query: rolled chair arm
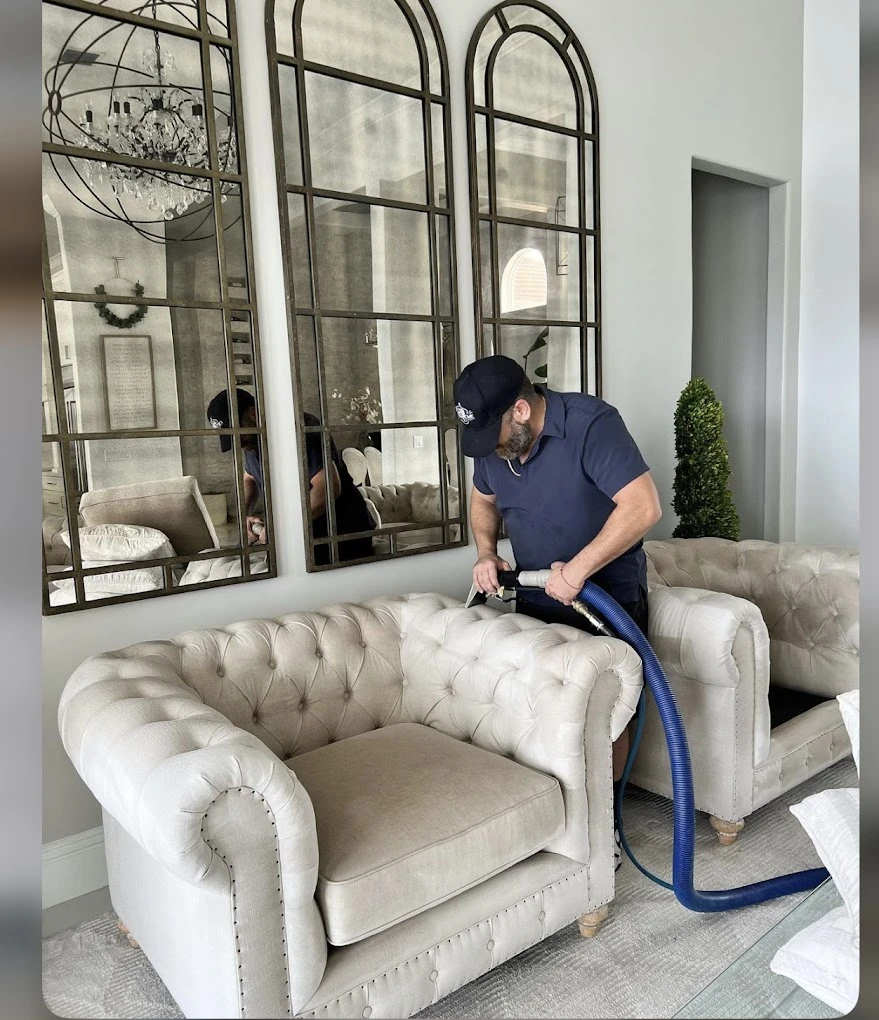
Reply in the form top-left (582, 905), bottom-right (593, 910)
top-left (58, 651), bottom-right (326, 1012)
top-left (630, 586), bottom-right (773, 819)
top-left (648, 586), bottom-right (770, 689)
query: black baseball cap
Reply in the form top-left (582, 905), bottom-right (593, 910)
top-left (453, 355), bottom-right (525, 458)
top-left (207, 388), bottom-right (255, 452)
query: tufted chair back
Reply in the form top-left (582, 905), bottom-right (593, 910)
top-left (361, 483), bottom-right (458, 526)
top-left (645, 538), bottom-right (859, 696)
top-left (113, 598), bottom-right (409, 762)
top-left (74, 593), bottom-right (641, 865)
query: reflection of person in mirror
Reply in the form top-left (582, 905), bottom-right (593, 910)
top-left (207, 388), bottom-right (267, 545)
top-left (303, 412), bottom-right (375, 566)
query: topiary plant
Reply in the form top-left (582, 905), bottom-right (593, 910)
top-left (672, 378), bottom-right (740, 540)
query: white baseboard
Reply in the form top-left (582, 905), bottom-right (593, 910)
top-left (43, 826), bottom-right (107, 909)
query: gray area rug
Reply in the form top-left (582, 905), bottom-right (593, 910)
top-left (43, 759), bottom-right (855, 1019)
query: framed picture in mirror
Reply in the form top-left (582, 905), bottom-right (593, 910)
top-left (102, 335), bottom-right (158, 432)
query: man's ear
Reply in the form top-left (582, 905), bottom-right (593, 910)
top-left (511, 397), bottom-right (532, 423)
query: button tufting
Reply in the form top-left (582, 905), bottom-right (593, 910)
top-left (402, 679), bottom-right (409, 687)
top-left (360, 641), bottom-right (367, 649)
top-left (538, 910), bottom-right (546, 921)
top-left (314, 650), bottom-right (322, 659)
top-left (362, 1009), bottom-right (372, 1019)
top-left (268, 660), bottom-right (277, 669)
top-left (486, 939), bottom-right (495, 950)
top-left (217, 667), bottom-right (225, 677)
top-left (429, 970), bottom-right (438, 981)
top-left (298, 701), bottom-right (306, 710)
top-left (252, 713), bottom-right (259, 724)
top-left (343, 691), bottom-right (351, 700)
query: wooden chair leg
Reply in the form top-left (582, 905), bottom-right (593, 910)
top-left (709, 816), bottom-right (745, 845)
top-left (117, 918), bottom-right (139, 949)
top-left (577, 903), bottom-right (610, 937)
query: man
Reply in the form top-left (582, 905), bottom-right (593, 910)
top-left (207, 388), bottom-right (269, 545)
top-left (453, 355), bottom-right (662, 869)
top-left (301, 411), bottom-right (375, 565)
top-left (206, 390), bottom-right (374, 564)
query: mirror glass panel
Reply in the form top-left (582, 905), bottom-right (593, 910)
top-left (41, 0), bottom-right (273, 612)
top-left (467, 4), bottom-right (600, 392)
top-left (270, 0), bottom-right (464, 570)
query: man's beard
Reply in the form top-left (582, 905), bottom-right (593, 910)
top-left (496, 420), bottom-right (533, 461)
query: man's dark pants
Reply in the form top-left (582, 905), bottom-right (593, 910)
top-left (516, 586), bottom-right (648, 638)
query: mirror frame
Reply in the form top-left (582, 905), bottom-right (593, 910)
top-left (41, 0), bottom-right (276, 614)
top-left (266, 0), bottom-right (467, 571)
top-left (466, 0), bottom-right (602, 393)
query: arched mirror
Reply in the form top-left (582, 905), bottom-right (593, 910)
top-left (41, 0), bottom-right (274, 614)
top-left (267, 0), bottom-right (466, 570)
top-left (467, 1), bottom-right (601, 394)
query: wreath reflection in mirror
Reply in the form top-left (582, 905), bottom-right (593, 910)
top-left (93, 256), bottom-right (148, 330)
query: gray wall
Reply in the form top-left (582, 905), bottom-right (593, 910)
top-left (691, 170), bottom-right (769, 540)
top-left (796, 0), bottom-right (859, 548)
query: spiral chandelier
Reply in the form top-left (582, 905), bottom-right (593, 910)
top-left (43, 0), bottom-right (238, 243)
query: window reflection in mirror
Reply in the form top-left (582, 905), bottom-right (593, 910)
top-left (467, 3), bottom-right (601, 394)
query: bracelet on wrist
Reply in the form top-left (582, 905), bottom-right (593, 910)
top-left (559, 565), bottom-right (582, 591)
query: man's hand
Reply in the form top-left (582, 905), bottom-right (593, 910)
top-left (246, 515), bottom-right (266, 545)
top-left (545, 560), bottom-right (587, 606)
top-left (473, 553), bottom-right (512, 595)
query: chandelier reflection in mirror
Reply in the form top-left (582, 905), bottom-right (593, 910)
top-left (43, 0), bottom-right (237, 242)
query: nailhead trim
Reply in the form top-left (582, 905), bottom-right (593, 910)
top-left (296, 865), bottom-right (605, 1017)
top-left (202, 787), bottom-right (292, 1017)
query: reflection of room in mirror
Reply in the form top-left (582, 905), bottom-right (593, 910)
top-left (499, 324), bottom-right (580, 392)
top-left (305, 72), bottom-right (427, 205)
top-left (333, 424), bottom-right (459, 559)
top-left (468, 5), bottom-right (599, 396)
top-left (490, 119), bottom-right (580, 227)
top-left (270, 0), bottom-right (465, 571)
top-left (496, 223), bottom-right (580, 321)
top-left (295, 0), bottom-right (429, 91)
top-left (317, 318), bottom-right (437, 428)
top-left (492, 31), bottom-right (579, 129)
top-left (313, 199), bottom-right (433, 316)
top-left (41, 0), bottom-right (273, 611)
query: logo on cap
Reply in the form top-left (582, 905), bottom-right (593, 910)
top-left (455, 403), bottom-right (475, 424)
top-left (208, 417), bottom-right (224, 429)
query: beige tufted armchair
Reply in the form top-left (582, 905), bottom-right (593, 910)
top-left (631, 539), bottom-right (859, 844)
top-left (359, 483), bottom-right (460, 552)
top-left (59, 593), bottom-right (642, 1019)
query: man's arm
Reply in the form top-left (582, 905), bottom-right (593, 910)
top-left (309, 464), bottom-right (342, 520)
top-left (545, 471), bottom-right (662, 605)
top-left (243, 472), bottom-right (259, 516)
top-left (243, 472), bottom-right (264, 544)
top-left (470, 486), bottom-right (512, 593)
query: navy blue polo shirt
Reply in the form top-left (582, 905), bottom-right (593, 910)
top-left (473, 386), bottom-right (649, 606)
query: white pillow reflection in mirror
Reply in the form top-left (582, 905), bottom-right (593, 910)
top-left (61, 523), bottom-right (175, 562)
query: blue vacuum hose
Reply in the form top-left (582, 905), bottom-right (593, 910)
top-left (577, 580), bottom-right (828, 911)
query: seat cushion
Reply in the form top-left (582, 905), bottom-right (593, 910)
top-left (286, 722), bottom-right (565, 946)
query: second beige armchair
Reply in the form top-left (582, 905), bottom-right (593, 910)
top-left (632, 538), bottom-right (858, 844)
